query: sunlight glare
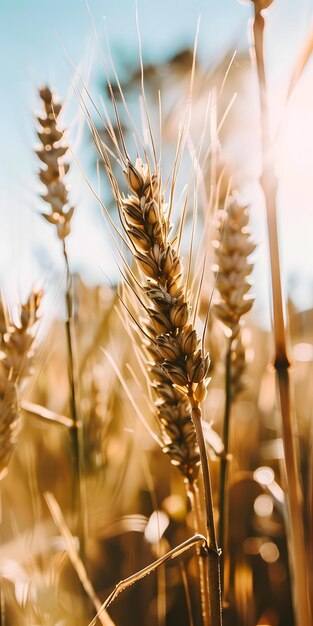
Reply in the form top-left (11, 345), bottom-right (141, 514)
top-left (144, 510), bottom-right (169, 544)
top-left (253, 466), bottom-right (275, 486)
top-left (293, 342), bottom-right (313, 362)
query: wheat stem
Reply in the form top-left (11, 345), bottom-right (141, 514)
top-left (212, 186), bottom-right (255, 611)
top-left (63, 244), bottom-right (77, 424)
top-left (62, 241), bottom-right (86, 562)
top-left (218, 338), bottom-right (232, 594)
top-left (253, 7), bottom-right (311, 625)
top-left (187, 480), bottom-right (210, 626)
top-left (98, 148), bottom-right (222, 624)
top-left (187, 389), bottom-right (222, 626)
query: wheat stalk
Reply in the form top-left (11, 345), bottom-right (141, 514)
top-left (213, 195), bottom-right (255, 596)
top-left (36, 86), bottom-right (86, 560)
top-left (250, 3), bottom-right (312, 624)
top-left (112, 157), bottom-right (221, 626)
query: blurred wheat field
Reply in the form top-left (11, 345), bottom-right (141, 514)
top-left (1, 2), bottom-right (313, 626)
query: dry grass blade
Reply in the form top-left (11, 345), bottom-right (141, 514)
top-left (44, 492), bottom-right (116, 626)
top-left (88, 533), bottom-right (208, 626)
top-left (21, 400), bottom-right (74, 428)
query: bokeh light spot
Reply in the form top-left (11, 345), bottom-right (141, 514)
top-left (254, 494), bottom-right (273, 517)
top-left (254, 466), bottom-right (275, 486)
top-left (259, 542), bottom-right (279, 563)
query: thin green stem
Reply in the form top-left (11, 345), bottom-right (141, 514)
top-left (62, 241), bottom-right (86, 562)
top-left (218, 339), bottom-right (232, 595)
top-left (188, 389), bottom-right (222, 626)
top-left (253, 8), bottom-right (311, 625)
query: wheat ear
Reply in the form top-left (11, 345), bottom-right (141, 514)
top-left (213, 196), bottom-right (255, 594)
top-left (146, 338), bottom-right (201, 481)
top-left (146, 309), bottom-right (209, 623)
top-left (117, 157), bottom-right (222, 626)
top-left (37, 86), bottom-right (86, 559)
top-left (0, 291), bottom-right (42, 475)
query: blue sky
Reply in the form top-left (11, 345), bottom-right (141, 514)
top-left (1, 0), bottom-right (313, 322)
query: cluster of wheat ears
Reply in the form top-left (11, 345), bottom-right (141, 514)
top-left (1, 1), bottom-right (313, 625)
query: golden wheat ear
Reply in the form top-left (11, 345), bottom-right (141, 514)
top-left (213, 196), bottom-right (255, 341)
top-left (116, 156), bottom-right (222, 625)
top-left (212, 194), bottom-right (256, 589)
top-left (37, 86), bottom-right (74, 240)
top-left (121, 159), bottom-right (209, 475)
top-left (0, 291), bottom-right (42, 475)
